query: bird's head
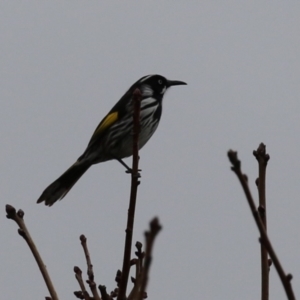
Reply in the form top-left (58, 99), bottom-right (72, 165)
top-left (135, 74), bottom-right (187, 97)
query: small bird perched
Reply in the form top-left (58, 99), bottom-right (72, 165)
top-left (37, 74), bottom-right (187, 206)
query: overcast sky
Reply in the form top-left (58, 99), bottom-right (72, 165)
top-left (1, 2), bottom-right (300, 299)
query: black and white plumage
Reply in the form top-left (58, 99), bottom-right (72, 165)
top-left (37, 74), bottom-right (187, 206)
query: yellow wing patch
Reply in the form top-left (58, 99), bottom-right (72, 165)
top-left (94, 111), bottom-right (118, 135)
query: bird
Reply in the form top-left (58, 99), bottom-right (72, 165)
top-left (37, 74), bottom-right (187, 206)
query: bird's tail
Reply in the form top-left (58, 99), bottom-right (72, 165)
top-left (37, 162), bottom-right (90, 206)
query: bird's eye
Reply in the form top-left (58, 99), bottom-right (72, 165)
top-left (158, 79), bottom-right (163, 84)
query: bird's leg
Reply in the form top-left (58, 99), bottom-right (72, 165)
top-left (116, 158), bottom-right (132, 172)
top-left (114, 157), bottom-right (141, 177)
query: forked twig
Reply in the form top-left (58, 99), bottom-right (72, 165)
top-left (73, 235), bottom-right (102, 300)
top-left (228, 150), bottom-right (295, 300)
top-left (127, 243), bottom-right (144, 299)
top-left (5, 205), bottom-right (59, 300)
top-left (74, 266), bottom-right (91, 300)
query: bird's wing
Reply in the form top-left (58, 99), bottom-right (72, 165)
top-left (88, 111), bottom-right (119, 146)
top-left (76, 110), bottom-right (120, 163)
top-left (85, 91), bottom-right (131, 148)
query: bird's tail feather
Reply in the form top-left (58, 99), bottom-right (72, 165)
top-left (37, 162), bottom-right (90, 206)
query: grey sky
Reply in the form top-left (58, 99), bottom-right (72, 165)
top-left (1, 2), bottom-right (300, 299)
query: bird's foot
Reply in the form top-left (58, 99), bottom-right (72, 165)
top-left (125, 168), bottom-right (141, 178)
top-left (114, 157), bottom-right (141, 177)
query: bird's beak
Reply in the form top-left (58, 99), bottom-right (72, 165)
top-left (166, 79), bottom-right (187, 88)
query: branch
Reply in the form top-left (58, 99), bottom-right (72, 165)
top-left (227, 150), bottom-right (295, 300)
top-left (5, 205), bottom-right (59, 300)
top-left (253, 143), bottom-right (270, 300)
top-left (118, 88), bottom-right (142, 300)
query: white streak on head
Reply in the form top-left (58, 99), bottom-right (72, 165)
top-left (139, 75), bottom-right (153, 83)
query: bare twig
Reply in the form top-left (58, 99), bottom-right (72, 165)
top-left (227, 150), bottom-right (295, 300)
top-left (80, 235), bottom-right (94, 280)
top-left (135, 241), bottom-right (144, 283)
top-left (137, 217), bottom-right (162, 300)
top-left (5, 205), bottom-right (59, 300)
top-left (99, 285), bottom-right (112, 300)
top-left (80, 235), bottom-right (101, 300)
top-left (253, 143), bottom-right (270, 300)
top-left (118, 88), bottom-right (142, 300)
top-left (128, 218), bottom-right (162, 300)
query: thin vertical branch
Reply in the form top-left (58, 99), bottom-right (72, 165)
top-left (118, 88), bottom-right (142, 300)
top-left (5, 205), bottom-right (59, 300)
top-left (227, 150), bottom-right (295, 300)
top-left (253, 143), bottom-right (270, 300)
